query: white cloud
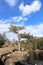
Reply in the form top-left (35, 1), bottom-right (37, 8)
top-left (31, 0), bottom-right (41, 12)
top-left (0, 24), bottom-right (17, 41)
top-left (18, 17), bottom-right (23, 22)
top-left (19, 24), bottom-right (43, 37)
top-left (19, 3), bottom-right (24, 11)
top-left (0, 23), bottom-right (43, 41)
top-left (0, 20), bottom-right (10, 24)
top-left (0, 24), bottom-right (18, 41)
top-left (5, 0), bottom-right (18, 7)
top-left (26, 24), bottom-right (43, 37)
top-left (6, 32), bottom-right (18, 41)
top-left (12, 16), bottom-right (28, 22)
top-left (0, 16), bottom-right (28, 24)
top-left (0, 23), bottom-right (43, 37)
top-left (19, 0), bottom-right (41, 16)
top-left (0, 24), bottom-right (10, 33)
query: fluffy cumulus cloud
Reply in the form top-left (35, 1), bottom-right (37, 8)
top-left (27, 24), bottom-right (43, 37)
top-left (0, 23), bottom-right (43, 37)
top-left (0, 23), bottom-right (43, 41)
top-left (19, 24), bottom-right (43, 37)
top-left (0, 24), bottom-right (10, 33)
top-left (6, 32), bottom-right (18, 41)
top-left (19, 0), bottom-right (41, 16)
top-left (5, 0), bottom-right (18, 7)
top-left (0, 24), bottom-right (18, 41)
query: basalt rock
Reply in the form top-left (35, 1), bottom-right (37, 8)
top-left (0, 59), bottom-right (4, 65)
top-left (15, 57), bottom-right (35, 65)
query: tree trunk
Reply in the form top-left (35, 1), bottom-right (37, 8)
top-left (18, 34), bottom-right (20, 51)
top-left (18, 39), bottom-right (20, 51)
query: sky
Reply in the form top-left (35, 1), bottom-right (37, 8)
top-left (0, 0), bottom-right (43, 41)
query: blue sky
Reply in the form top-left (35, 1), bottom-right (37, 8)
top-left (0, 0), bottom-right (43, 41)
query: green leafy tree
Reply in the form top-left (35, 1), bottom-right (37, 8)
top-left (9, 25), bottom-right (24, 51)
top-left (19, 33), bottom-right (33, 51)
top-left (0, 34), bottom-right (5, 47)
top-left (37, 37), bottom-right (43, 50)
